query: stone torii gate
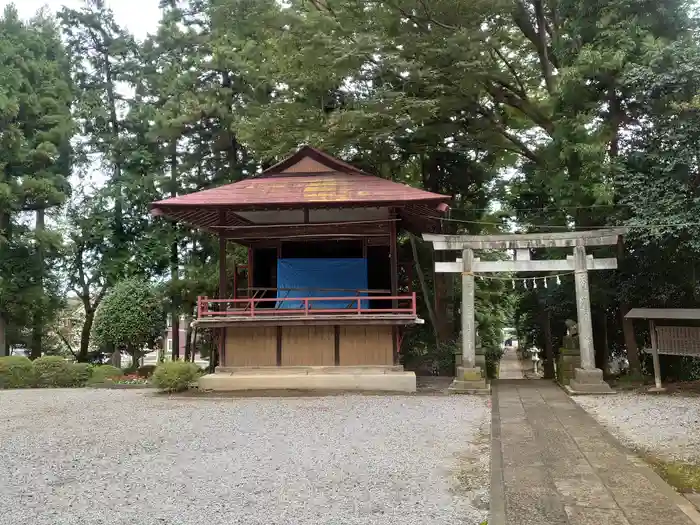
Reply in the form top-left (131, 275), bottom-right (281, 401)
top-left (424, 228), bottom-right (625, 394)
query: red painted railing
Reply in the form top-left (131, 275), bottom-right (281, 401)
top-left (197, 292), bottom-right (417, 319)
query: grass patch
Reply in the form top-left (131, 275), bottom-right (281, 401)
top-left (644, 455), bottom-right (700, 493)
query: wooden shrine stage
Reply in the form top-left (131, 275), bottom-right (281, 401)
top-left (194, 293), bottom-right (419, 392)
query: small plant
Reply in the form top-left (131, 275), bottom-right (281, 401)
top-left (0, 356), bottom-right (36, 389)
top-left (88, 364), bottom-right (124, 384)
top-left (485, 346), bottom-right (505, 379)
top-left (34, 356), bottom-right (77, 388)
top-left (152, 361), bottom-right (200, 393)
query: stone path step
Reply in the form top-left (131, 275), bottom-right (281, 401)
top-left (491, 380), bottom-right (700, 525)
top-left (499, 347), bottom-right (526, 380)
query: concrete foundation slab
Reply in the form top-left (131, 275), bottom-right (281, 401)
top-left (198, 368), bottom-right (417, 393)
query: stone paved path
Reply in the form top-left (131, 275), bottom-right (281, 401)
top-left (491, 381), bottom-right (700, 525)
top-left (499, 347), bottom-right (525, 380)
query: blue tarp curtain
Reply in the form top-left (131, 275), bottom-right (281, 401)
top-left (276, 258), bottom-right (368, 309)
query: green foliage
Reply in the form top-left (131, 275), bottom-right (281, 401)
top-left (643, 354), bottom-right (700, 383)
top-left (152, 361), bottom-right (201, 392)
top-left (33, 356), bottom-right (77, 388)
top-left (0, 5), bottom-right (74, 357)
top-left (70, 362), bottom-right (93, 387)
top-left (2, 0), bottom-right (699, 376)
top-left (401, 332), bottom-right (455, 376)
top-left (0, 356), bottom-right (35, 389)
top-left (88, 364), bottom-right (123, 384)
top-left (485, 346), bottom-right (506, 380)
top-left (92, 278), bottom-right (166, 358)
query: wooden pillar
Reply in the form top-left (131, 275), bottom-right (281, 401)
top-left (217, 234), bottom-right (226, 369)
top-left (334, 325), bottom-right (340, 366)
top-left (389, 212), bottom-right (399, 363)
top-left (461, 248), bottom-right (476, 369)
top-left (247, 247), bottom-right (253, 289)
top-left (649, 320), bottom-right (663, 389)
top-left (573, 244), bottom-right (596, 370)
top-left (276, 326), bottom-right (282, 366)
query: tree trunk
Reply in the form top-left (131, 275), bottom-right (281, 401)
top-left (103, 47), bottom-right (126, 272)
top-left (433, 251), bottom-right (452, 342)
top-left (0, 211), bottom-right (9, 356)
top-left (170, 144), bottom-right (180, 361)
top-left (409, 234), bottom-right (439, 342)
top-left (0, 315), bottom-right (6, 357)
top-left (31, 209), bottom-right (45, 360)
top-left (109, 345), bottom-right (121, 368)
top-left (184, 315), bottom-right (193, 362)
top-left (542, 309), bottom-right (555, 379)
top-left (131, 348), bottom-right (140, 370)
top-left (617, 237), bottom-right (640, 374)
top-left (79, 307), bottom-right (95, 362)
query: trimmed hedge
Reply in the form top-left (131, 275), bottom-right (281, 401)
top-left (152, 361), bottom-right (200, 393)
top-left (71, 363), bottom-right (93, 386)
top-left (34, 356), bottom-right (80, 388)
top-left (0, 356), bottom-right (35, 388)
top-left (0, 359), bottom-right (132, 389)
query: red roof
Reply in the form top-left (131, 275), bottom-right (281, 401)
top-left (150, 146), bottom-right (450, 232)
top-left (151, 146), bottom-right (448, 210)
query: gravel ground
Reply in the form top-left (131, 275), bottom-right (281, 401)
top-left (575, 393), bottom-right (700, 462)
top-left (0, 389), bottom-right (490, 525)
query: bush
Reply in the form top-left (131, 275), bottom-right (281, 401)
top-left (485, 346), bottom-right (505, 380)
top-left (70, 363), bottom-right (93, 387)
top-left (92, 279), bottom-right (166, 359)
top-left (152, 361), bottom-right (200, 392)
top-left (0, 356), bottom-right (36, 389)
top-left (34, 356), bottom-right (77, 388)
top-left (137, 365), bottom-right (157, 378)
top-left (88, 364), bottom-right (124, 384)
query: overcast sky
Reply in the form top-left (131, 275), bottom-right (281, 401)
top-left (1, 0), bottom-right (162, 39)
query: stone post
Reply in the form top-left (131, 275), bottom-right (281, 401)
top-left (461, 248), bottom-right (476, 369)
top-left (449, 249), bottom-right (489, 393)
top-left (568, 244), bottom-right (613, 394)
top-left (573, 244), bottom-right (595, 370)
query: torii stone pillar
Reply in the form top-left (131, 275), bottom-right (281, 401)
top-left (573, 244), bottom-right (595, 370)
top-left (461, 248), bottom-right (476, 369)
top-left (424, 229), bottom-right (624, 395)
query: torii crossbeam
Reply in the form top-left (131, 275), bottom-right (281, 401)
top-left (424, 228), bottom-right (625, 394)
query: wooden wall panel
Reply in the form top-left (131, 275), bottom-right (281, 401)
top-left (281, 326), bottom-right (335, 366)
top-left (225, 326), bottom-right (277, 367)
top-left (339, 326), bottom-right (393, 366)
top-left (281, 157), bottom-right (329, 173)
